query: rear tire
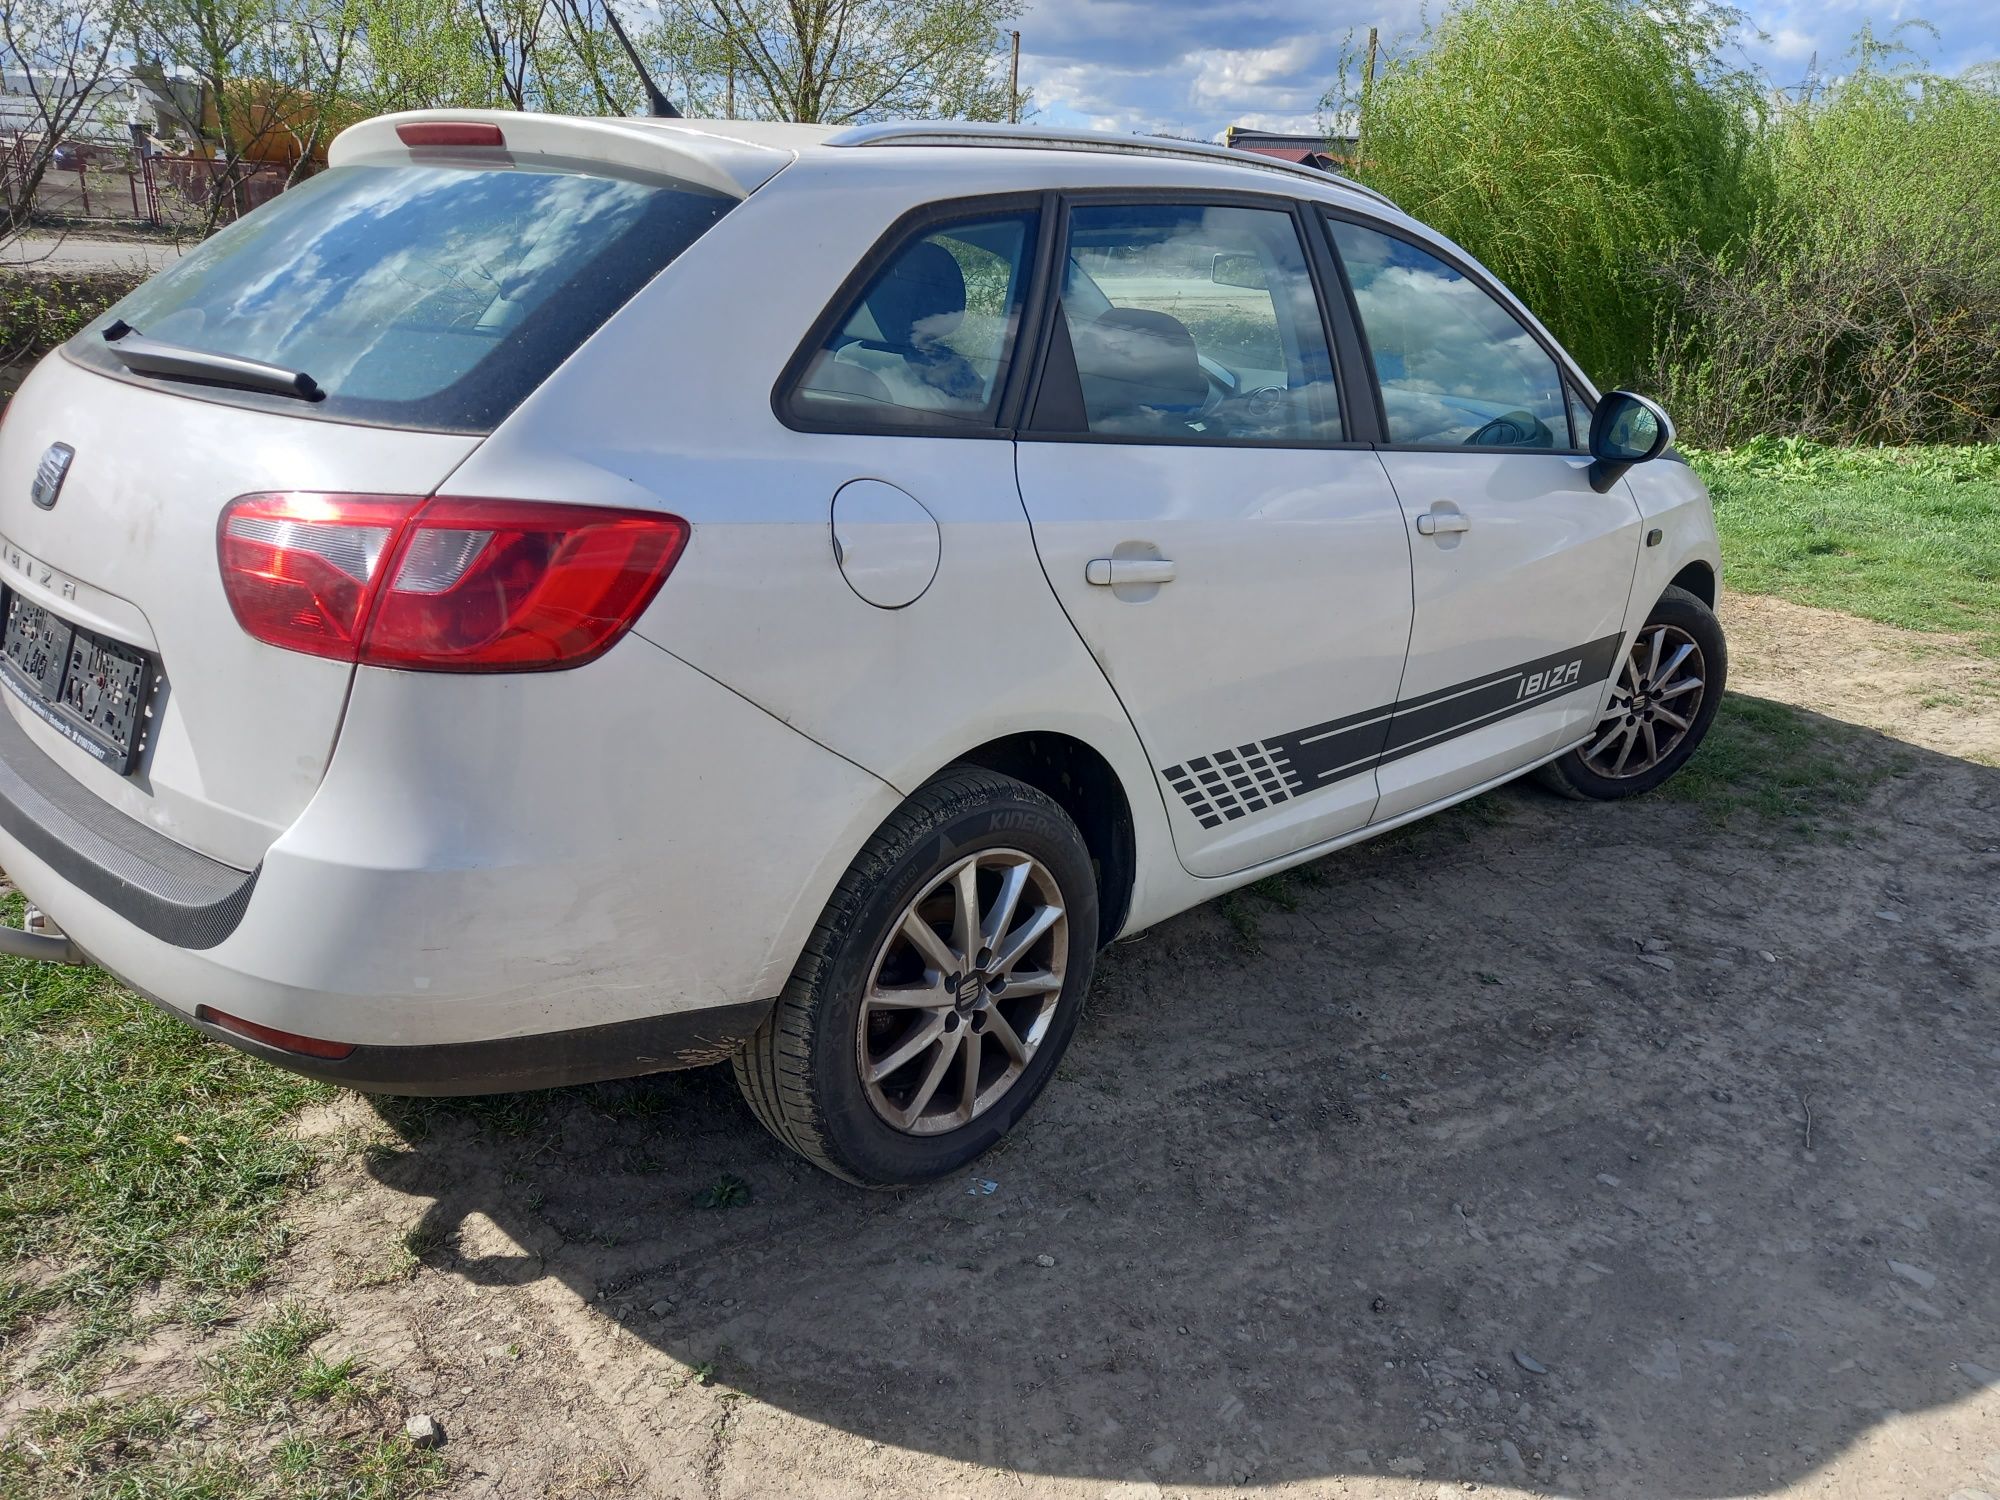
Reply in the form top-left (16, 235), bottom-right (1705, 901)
top-left (1538, 584), bottom-right (1727, 801)
top-left (733, 767), bottom-right (1098, 1186)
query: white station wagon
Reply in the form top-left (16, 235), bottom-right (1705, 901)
top-left (0, 115), bottom-right (1724, 1185)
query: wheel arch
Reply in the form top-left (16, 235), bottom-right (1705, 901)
top-left (948, 731), bottom-right (1138, 946)
top-left (1667, 559), bottom-right (1717, 609)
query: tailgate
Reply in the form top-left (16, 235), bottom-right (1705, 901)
top-left (0, 355), bottom-right (479, 869)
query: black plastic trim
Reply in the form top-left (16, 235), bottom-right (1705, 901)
top-left (166, 993), bottom-right (776, 1095)
top-left (0, 706), bottom-right (256, 949)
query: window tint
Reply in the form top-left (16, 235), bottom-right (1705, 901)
top-left (1328, 219), bottom-right (1565, 449)
top-left (789, 211), bottom-right (1038, 430)
top-left (1050, 203), bottom-right (1340, 443)
top-left (74, 163), bottom-right (733, 433)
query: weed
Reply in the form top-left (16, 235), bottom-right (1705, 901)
top-left (694, 1174), bottom-right (750, 1210)
top-left (1218, 894), bottom-right (1262, 955)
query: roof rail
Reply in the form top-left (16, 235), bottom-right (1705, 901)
top-left (824, 121), bottom-right (1399, 210)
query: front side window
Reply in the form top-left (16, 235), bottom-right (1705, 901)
top-left (1046, 202), bottom-right (1341, 444)
top-left (788, 210), bottom-right (1039, 430)
top-left (1328, 218), bottom-right (1565, 449)
top-left (73, 162), bottom-right (733, 432)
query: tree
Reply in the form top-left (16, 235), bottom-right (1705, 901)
top-left (131, 0), bottom-right (361, 229)
top-left (660, 0), bottom-right (1024, 124)
top-left (0, 0), bottom-right (129, 239)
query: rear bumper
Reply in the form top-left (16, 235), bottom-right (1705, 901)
top-left (0, 706), bottom-right (256, 948)
top-left (0, 636), bottom-right (899, 1076)
top-left (160, 990), bottom-right (773, 1095)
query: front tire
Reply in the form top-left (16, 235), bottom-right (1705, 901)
top-left (733, 767), bottom-right (1099, 1186)
top-left (1539, 584), bottom-right (1727, 800)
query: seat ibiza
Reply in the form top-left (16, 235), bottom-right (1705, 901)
top-left (0, 115), bottom-right (1724, 1185)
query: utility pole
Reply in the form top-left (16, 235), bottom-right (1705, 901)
top-left (1354, 25), bottom-right (1378, 169)
top-left (1008, 30), bottom-right (1021, 124)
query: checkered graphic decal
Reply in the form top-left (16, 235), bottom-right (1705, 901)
top-left (1159, 633), bottom-right (1627, 829)
top-left (1162, 741), bottom-right (1308, 829)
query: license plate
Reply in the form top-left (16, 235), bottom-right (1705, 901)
top-left (0, 589), bottom-right (158, 773)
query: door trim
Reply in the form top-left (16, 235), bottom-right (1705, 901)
top-left (1161, 633), bottom-right (1620, 828)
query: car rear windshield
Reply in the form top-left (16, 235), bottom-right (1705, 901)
top-left (69, 161), bottom-right (734, 432)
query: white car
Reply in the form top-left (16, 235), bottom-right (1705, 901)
top-left (0, 114), bottom-right (1724, 1185)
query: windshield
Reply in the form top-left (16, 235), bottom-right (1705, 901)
top-left (71, 161), bottom-right (734, 432)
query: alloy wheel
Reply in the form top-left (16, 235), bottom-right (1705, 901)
top-left (857, 849), bottom-right (1069, 1136)
top-left (1582, 624), bottom-right (1708, 780)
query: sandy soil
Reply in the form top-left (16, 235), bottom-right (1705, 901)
top-left (21, 593), bottom-right (2000, 1498)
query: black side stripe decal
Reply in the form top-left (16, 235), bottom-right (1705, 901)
top-left (1162, 634), bottom-right (1624, 829)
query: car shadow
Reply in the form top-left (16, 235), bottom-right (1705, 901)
top-left (362, 703), bottom-right (2000, 1495)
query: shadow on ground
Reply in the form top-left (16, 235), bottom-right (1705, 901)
top-left (363, 705), bottom-right (2000, 1496)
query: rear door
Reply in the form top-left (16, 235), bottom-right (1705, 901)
top-left (1323, 213), bottom-right (1643, 822)
top-left (0, 150), bottom-right (736, 869)
top-left (1014, 196), bottom-right (1413, 878)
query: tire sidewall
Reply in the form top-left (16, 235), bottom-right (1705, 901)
top-left (1561, 588), bottom-right (1729, 799)
top-left (806, 788), bottom-right (1098, 1186)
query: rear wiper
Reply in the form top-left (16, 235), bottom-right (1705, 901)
top-left (102, 320), bottom-right (324, 402)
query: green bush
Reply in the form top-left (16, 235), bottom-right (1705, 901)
top-left (1334, 5), bottom-right (2000, 445)
top-left (0, 269), bottom-right (139, 401)
top-left (1653, 49), bottom-right (2000, 445)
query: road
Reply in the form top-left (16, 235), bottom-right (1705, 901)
top-left (1, 232), bottom-right (185, 275)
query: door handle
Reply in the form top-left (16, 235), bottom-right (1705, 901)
top-left (1415, 509), bottom-right (1471, 536)
top-left (1086, 558), bottom-right (1176, 586)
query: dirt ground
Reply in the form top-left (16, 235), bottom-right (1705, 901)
top-left (26, 595), bottom-right (2000, 1498)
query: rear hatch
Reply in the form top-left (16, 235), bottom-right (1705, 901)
top-left (0, 124), bottom-right (745, 871)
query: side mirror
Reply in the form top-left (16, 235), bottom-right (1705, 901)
top-left (1587, 390), bottom-right (1674, 494)
top-left (1210, 252), bottom-right (1268, 291)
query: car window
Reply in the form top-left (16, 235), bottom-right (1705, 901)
top-left (1567, 384), bottom-right (1596, 450)
top-left (1048, 202), bottom-right (1341, 444)
top-left (1328, 218), bottom-right (1565, 449)
top-left (788, 210), bottom-right (1039, 430)
top-left (72, 162), bottom-right (733, 433)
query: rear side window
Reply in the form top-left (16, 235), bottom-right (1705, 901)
top-left (1327, 218), bottom-right (1566, 449)
top-left (70, 163), bottom-right (733, 432)
top-left (785, 209), bottom-right (1039, 431)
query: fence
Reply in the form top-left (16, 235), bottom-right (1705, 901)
top-left (2, 135), bottom-right (297, 231)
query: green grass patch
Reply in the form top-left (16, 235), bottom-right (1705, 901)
top-left (0, 893), bottom-right (330, 1372)
top-left (1664, 693), bottom-right (1903, 833)
top-left (1691, 439), bottom-right (2000, 652)
top-left (0, 1304), bottom-right (444, 1500)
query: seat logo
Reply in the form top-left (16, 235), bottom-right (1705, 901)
top-left (30, 444), bottom-right (74, 510)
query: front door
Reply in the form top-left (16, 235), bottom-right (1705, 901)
top-left (1015, 198), bottom-right (1414, 878)
top-left (1323, 215), bottom-right (1643, 821)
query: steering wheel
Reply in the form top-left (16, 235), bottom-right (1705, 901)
top-left (1465, 410), bottom-right (1555, 448)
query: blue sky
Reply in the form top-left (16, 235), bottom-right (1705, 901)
top-left (1018, 0), bottom-right (1997, 137)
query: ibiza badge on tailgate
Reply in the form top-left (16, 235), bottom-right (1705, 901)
top-left (31, 443), bottom-right (74, 510)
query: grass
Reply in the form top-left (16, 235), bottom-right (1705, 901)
top-left (1692, 439), bottom-right (2000, 653)
top-left (0, 1304), bottom-right (445, 1500)
top-left (0, 892), bottom-right (331, 1375)
top-left (1665, 693), bottom-right (1904, 833)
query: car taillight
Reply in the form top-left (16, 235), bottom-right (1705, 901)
top-left (218, 493), bottom-right (688, 672)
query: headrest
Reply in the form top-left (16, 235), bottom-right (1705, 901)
top-left (862, 241), bottom-right (966, 350)
top-left (1072, 307), bottom-right (1209, 411)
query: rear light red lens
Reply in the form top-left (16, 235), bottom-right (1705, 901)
top-left (218, 493), bottom-right (688, 672)
top-left (196, 1006), bottom-right (356, 1060)
top-left (219, 493), bottom-right (424, 659)
top-left (396, 121), bottom-right (506, 148)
